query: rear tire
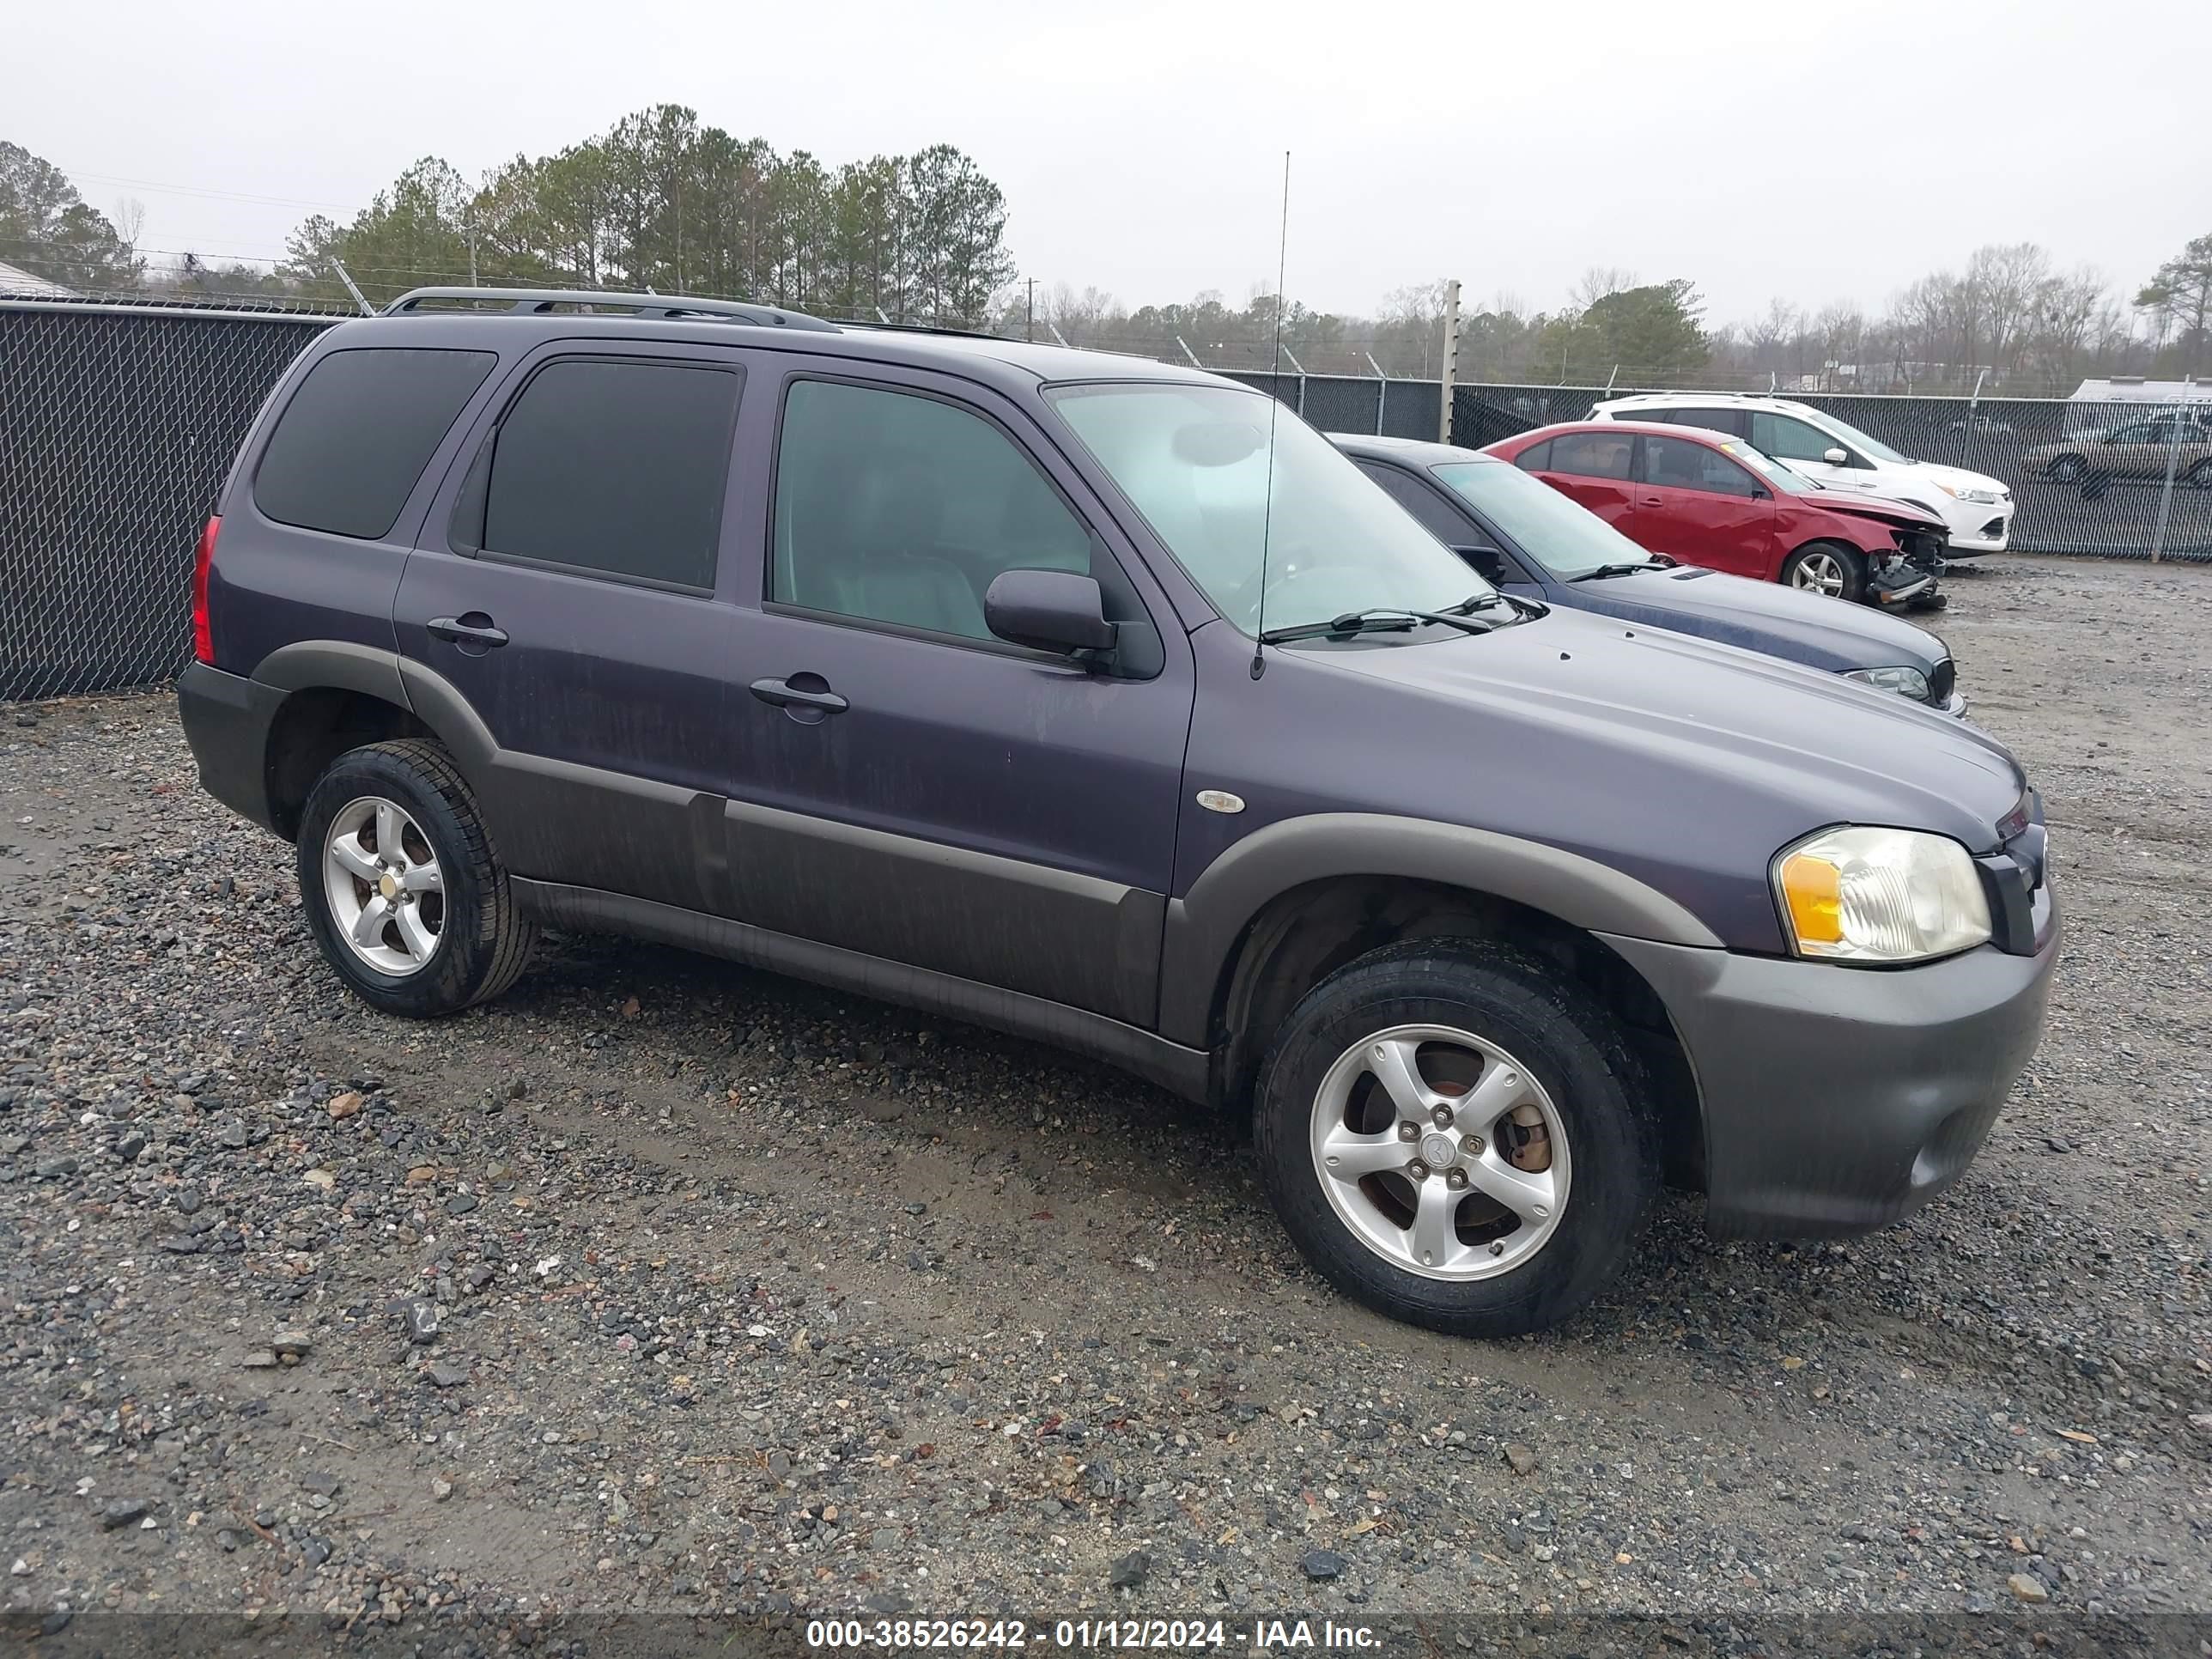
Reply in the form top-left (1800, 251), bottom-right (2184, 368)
top-left (295, 739), bottom-right (538, 1017)
top-left (2045, 453), bottom-right (2084, 483)
top-left (2186, 459), bottom-right (2212, 489)
top-left (1781, 540), bottom-right (1867, 603)
top-left (1253, 939), bottom-right (1659, 1337)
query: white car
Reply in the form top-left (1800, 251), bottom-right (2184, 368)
top-left (1586, 393), bottom-right (2013, 556)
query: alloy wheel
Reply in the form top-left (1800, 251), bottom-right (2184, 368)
top-left (1790, 550), bottom-right (1847, 597)
top-left (1307, 1024), bottom-right (1571, 1281)
top-left (320, 794), bottom-right (447, 976)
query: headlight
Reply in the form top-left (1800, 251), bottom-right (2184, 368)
top-left (1844, 665), bottom-right (1931, 702)
top-left (1933, 482), bottom-right (2001, 505)
top-left (1773, 826), bottom-right (1991, 964)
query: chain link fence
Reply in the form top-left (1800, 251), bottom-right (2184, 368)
top-left (0, 300), bottom-right (338, 700)
top-left (3, 296), bottom-right (2205, 702)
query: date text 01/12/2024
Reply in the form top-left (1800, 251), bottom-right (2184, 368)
top-left (803, 1619), bottom-right (1382, 1650)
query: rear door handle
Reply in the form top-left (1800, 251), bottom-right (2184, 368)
top-left (1638, 495), bottom-right (1664, 506)
top-left (427, 614), bottom-right (509, 650)
top-left (750, 675), bottom-right (848, 714)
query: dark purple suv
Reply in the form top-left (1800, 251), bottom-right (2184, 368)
top-left (178, 287), bottom-right (2058, 1336)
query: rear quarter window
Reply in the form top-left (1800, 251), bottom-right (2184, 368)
top-left (1513, 438), bottom-right (1553, 472)
top-left (252, 348), bottom-right (496, 539)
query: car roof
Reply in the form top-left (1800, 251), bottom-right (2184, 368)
top-left (1327, 432), bottom-right (1489, 465)
top-left (1595, 392), bottom-right (1813, 416)
top-left (315, 289), bottom-right (1229, 397)
top-left (1513, 419), bottom-right (1709, 441)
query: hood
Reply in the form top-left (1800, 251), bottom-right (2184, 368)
top-left (1235, 606), bottom-right (2026, 952)
top-left (1907, 459), bottom-right (2007, 496)
top-left (1798, 489), bottom-right (1948, 533)
top-left (1566, 567), bottom-right (1948, 674)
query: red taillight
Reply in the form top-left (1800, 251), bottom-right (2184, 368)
top-left (191, 515), bottom-right (220, 665)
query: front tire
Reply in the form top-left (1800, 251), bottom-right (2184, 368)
top-left (1253, 940), bottom-right (1659, 1337)
top-left (295, 739), bottom-right (538, 1017)
top-left (1781, 540), bottom-right (1867, 603)
top-left (2045, 453), bottom-right (2084, 483)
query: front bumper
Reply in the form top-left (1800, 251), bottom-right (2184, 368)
top-left (176, 660), bottom-right (285, 835)
top-left (1939, 499), bottom-right (2010, 554)
top-left (1601, 910), bottom-right (2059, 1239)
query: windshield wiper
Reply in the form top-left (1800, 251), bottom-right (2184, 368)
top-left (1569, 562), bottom-right (1660, 582)
top-left (1259, 605), bottom-right (1496, 645)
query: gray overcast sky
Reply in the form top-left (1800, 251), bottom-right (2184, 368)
top-left (15, 0), bottom-right (2208, 324)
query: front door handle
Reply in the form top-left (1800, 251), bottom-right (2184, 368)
top-left (750, 674), bottom-right (849, 715)
top-left (1638, 495), bottom-right (1664, 506)
top-left (427, 613), bottom-right (509, 651)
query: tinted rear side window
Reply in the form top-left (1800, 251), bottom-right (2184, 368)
top-left (483, 358), bottom-right (742, 590)
top-left (254, 348), bottom-right (495, 539)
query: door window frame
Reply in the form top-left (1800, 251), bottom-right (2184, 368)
top-left (758, 368), bottom-right (1166, 669)
top-left (434, 339), bottom-right (747, 602)
top-left (1634, 434), bottom-right (1766, 498)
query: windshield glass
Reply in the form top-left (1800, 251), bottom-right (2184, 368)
top-left (1429, 457), bottom-right (1659, 580)
top-left (1807, 408), bottom-right (1911, 465)
top-left (1727, 441), bottom-right (1817, 495)
top-left (1048, 383), bottom-right (1491, 635)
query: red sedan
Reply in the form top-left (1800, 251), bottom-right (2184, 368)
top-left (1482, 421), bottom-right (1947, 606)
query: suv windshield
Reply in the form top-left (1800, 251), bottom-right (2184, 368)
top-left (1802, 408), bottom-right (1911, 465)
top-left (1430, 457), bottom-right (1659, 580)
top-left (1048, 383), bottom-right (1492, 635)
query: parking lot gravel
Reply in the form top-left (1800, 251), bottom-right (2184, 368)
top-left (1, 555), bottom-right (2209, 1652)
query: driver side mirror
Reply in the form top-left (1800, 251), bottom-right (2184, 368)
top-left (1453, 544), bottom-right (1509, 585)
top-left (984, 569), bottom-right (1117, 658)
top-left (1822, 447), bottom-right (1850, 466)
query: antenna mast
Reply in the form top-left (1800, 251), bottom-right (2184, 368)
top-left (1252, 151), bottom-right (1291, 682)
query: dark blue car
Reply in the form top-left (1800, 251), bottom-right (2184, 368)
top-left (1334, 434), bottom-right (1966, 717)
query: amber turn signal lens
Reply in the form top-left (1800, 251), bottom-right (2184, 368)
top-left (1778, 851), bottom-right (1844, 946)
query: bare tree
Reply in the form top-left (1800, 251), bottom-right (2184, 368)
top-left (1570, 266), bottom-right (1637, 312)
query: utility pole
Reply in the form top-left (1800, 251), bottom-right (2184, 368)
top-left (467, 215), bottom-right (478, 286)
top-left (1025, 276), bottom-right (1036, 343)
top-left (1437, 278), bottom-right (1461, 444)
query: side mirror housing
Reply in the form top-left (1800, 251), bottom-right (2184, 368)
top-left (984, 569), bottom-right (1117, 657)
top-left (1822, 447), bottom-right (1850, 465)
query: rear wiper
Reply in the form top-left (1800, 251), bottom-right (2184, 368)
top-left (1569, 562), bottom-right (1661, 582)
top-left (1259, 605), bottom-right (1496, 645)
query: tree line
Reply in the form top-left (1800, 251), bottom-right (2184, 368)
top-left (2, 112), bottom-right (1017, 326)
top-left (5, 130), bottom-right (2207, 393)
top-left (1013, 240), bottom-right (2210, 395)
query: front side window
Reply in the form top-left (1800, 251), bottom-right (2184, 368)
top-left (484, 358), bottom-right (740, 589)
top-left (772, 379), bottom-right (1093, 641)
top-left (1355, 462), bottom-right (1475, 544)
top-left (256, 348), bottom-right (495, 539)
top-left (1644, 435), bottom-right (1761, 497)
top-left (1049, 382), bottom-right (1487, 635)
top-left (1797, 407), bottom-right (1910, 465)
top-left (1548, 431), bottom-right (1636, 481)
top-left (1750, 410), bottom-right (1842, 464)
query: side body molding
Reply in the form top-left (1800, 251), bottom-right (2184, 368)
top-left (1156, 812), bottom-right (1724, 1048)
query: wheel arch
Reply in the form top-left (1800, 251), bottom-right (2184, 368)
top-left (1163, 816), bottom-right (1714, 1187)
top-left (253, 645), bottom-right (428, 842)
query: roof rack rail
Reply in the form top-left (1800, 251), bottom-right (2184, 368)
top-left (836, 317), bottom-right (1006, 343)
top-left (380, 286), bottom-right (841, 332)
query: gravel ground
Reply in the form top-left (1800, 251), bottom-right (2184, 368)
top-left (2, 555), bottom-right (2209, 1653)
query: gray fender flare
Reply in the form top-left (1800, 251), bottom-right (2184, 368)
top-left (252, 641), bottom-right (409, 702)
top-left (1156, 812), bottom-right (1721, 1047)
